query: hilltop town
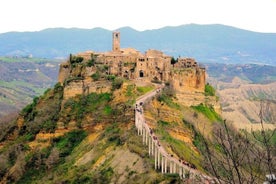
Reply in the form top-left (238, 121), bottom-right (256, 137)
top-left (58, 32), bottom-right (213, 108)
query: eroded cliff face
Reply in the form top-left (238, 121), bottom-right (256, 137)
top-left (57, 54), bottom-right (113, 102)
top-left (168, 67), bottom-right (220, 111)
top-left (58, 62), bottom-right (70, 84)
top-left (171, 68), bottom-right (205, 93)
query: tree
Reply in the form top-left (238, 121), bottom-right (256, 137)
top-left (252, 101), bottom-right (276, 176)
top-left (171, 57), bottom-right (178, 65)
top-left (202, 120), bottom-right (263, 183)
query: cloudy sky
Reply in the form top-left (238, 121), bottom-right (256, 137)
top-left (1, 0), bottom-right (276, 33)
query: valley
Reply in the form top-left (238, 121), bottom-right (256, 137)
top-left (0, 57), bottom-right (61, 120)
top-left (206, 63), bottom-right (276, 130)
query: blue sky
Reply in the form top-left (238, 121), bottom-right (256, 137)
top-left (1, 0), bottom-right (276, 33)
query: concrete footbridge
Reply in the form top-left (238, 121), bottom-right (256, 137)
top-left (134, 85), bottom-right (215, 183)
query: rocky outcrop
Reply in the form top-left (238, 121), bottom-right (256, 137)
top-left (171, 68), bottom-right (205, 93)
top-left (58, 62), bottom-right (70, 84)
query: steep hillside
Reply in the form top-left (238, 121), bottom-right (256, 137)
top-left (1, 24), bottom-right (276, 65)
top-left (0, 77), bottom-right (274, 183)
top-left (0, 80), bottom-right (185, 183)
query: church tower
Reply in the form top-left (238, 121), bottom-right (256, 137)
top-left (112, 31), bottom-right (120, 52)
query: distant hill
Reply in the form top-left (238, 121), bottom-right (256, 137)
top-left (0, 57), bottom-right (60, 120)
top-left (0, 24), bottom-right (276, 65)
top-left (206, 63), bottom-right (276, 84)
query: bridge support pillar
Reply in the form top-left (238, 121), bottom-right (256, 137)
top-left (182, 168), bottom-right (186, 179)
top-left (142, 127), bottom-right (145, 144)
top-left (148, 135), bottom-right (151, 155)
top-left (164, 157), bottom-right (167, 173)
top-left (161, 156), bottom-right (164, 173)
top-left (151, 137), bottom-right (154, 156)
top-left (170, 161), bottom-right (173, 173)
top-left (154, 146), bottom-right (158, 170)
top-left (158, 150), bottom-right (161, 170)
top-left (145, 131), bottom-right (148, 145)
top-left (179, 165), bottom-right (182, 179)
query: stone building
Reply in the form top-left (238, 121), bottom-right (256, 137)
top-left (58, 31), bottom-right (206, 99)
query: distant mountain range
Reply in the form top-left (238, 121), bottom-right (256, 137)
top-left (0, 24), bottom-right (276, 65)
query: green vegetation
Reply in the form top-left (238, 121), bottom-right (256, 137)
top-left (204, 83), bottom-right (216, 96)
top-left (170, 57), bottom-right (178, 65)
top-left (123, 84), bottom-right (154, 106)
top-left (19, 82), bottom-right (63, 136)
top-left (192, 103), bottom-right (222, 122)
top-left (91, 71), bottom-right (101, 81)
top-left (21, 96), bottom-right (39, 117)
top-left (112, 77), bottom-right (124, 90)
top-left (251, 129), bottom-right (276, 146)
top-left (155, 120), bottom-right (203, 170)
top-left (137, 86), bottom-right (154, 95)
top-left (182, 119), bottom-right (206, 155)
top-left (105, 75), bottom-right (116, 81)
top-left (157, 86), bottom-right (180, 109)
top-left (62, 93), bottom-right (112, 126)
top-left (54, 130), bottom-right (87, 158)
top-left (87, 53), bottom-right (97, 67)
top-left (87, 59), bottom-right (95, 67)
top-left (69, 54), bottom-right (84, 65)
top-left (126, 84), bottom-right (135, 97)
top-left (16, 130), bottom-right (87, 184)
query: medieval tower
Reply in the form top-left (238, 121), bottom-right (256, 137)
top-left (112, 31), bottom-right (120, 52)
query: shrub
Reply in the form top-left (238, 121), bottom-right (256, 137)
top-left (87, 59), bottom-right (95, 67)
top-left (53, 130), bottom-right (87, 158)
top-left (157, 93), bottom-right (179, 109)
top-left (42, 120), bottom-right (56, 133)
top-left (54, 82), bottom-right (63, 92)
top-left (91, 71), bottom-right (100, 81)
top-left (171, 57), bottom-right (178, 65)
top-left (21, 96), bottom-right (39, 119)
top-left (112, 77), bottom-right (124, 90)
top-left (205, 83), bottom-right (215, 96)
top-left (105, 75), bottom-right (116, 81)
top-left (192, 104), bottom-right (222, 122)
top-left (70, 55), bottom-right (84, 65)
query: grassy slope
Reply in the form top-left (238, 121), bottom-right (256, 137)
top-left (1, 78), bottom-right (273, 183)
top-left (143, 92), bottom-right (216, 173)
top-left (0, 81), bottom-right (180, 183)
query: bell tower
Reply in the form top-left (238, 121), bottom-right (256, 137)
top-left (112, 31), bottom-right (120, 52)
